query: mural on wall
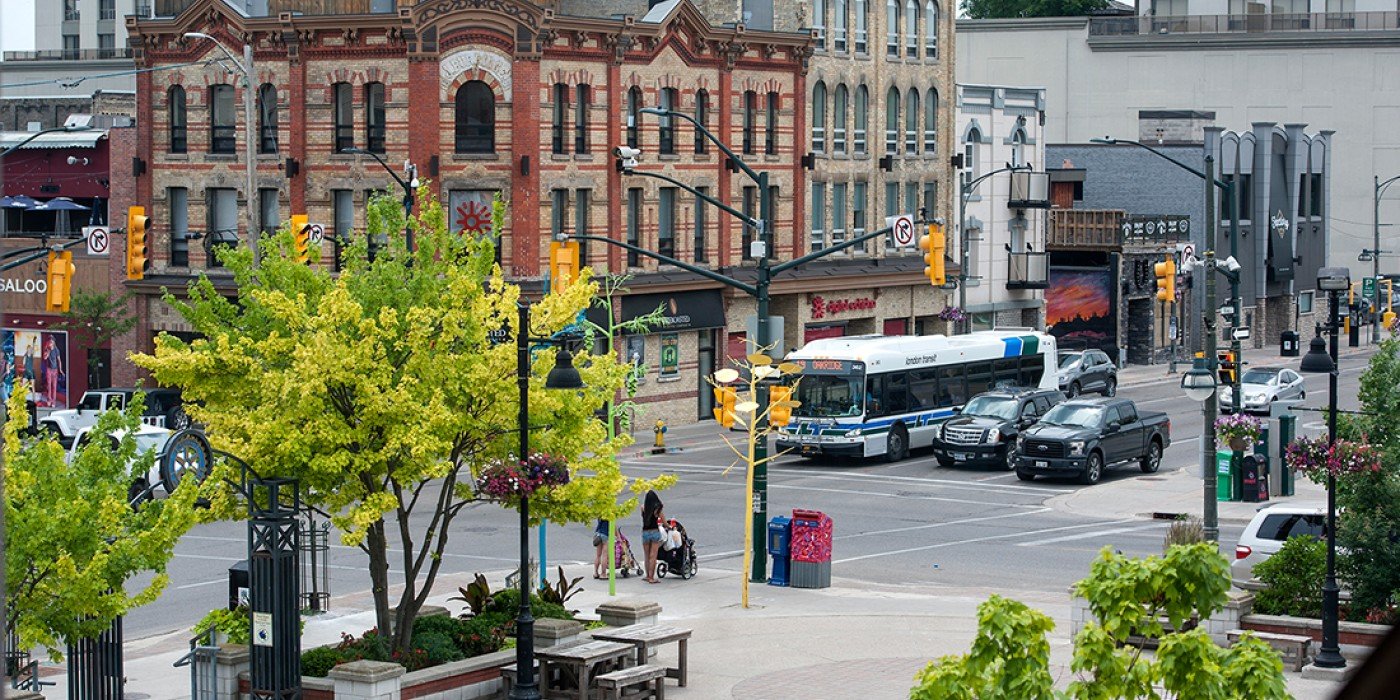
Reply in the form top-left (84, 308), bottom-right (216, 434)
top-left (1046, 267), bottom-right (1117, 356)
top-left (2, 329), bottom-right (69, 408)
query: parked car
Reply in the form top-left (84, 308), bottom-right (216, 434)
top-left (1056, 349), bottom-right (1118, 398)
top-left (1232, 503), bottom-right (1327, 590)
top-left (67, 425), bottom-right (210, 506)
top-left (1220, 366), bottom-right (1306, 415)
top-left (932, 387), bottom-right (1066, 470)
top-left (38, 388), bottom-right (188, 446)
top-left (1014, 398), bottom-right (1170, 485)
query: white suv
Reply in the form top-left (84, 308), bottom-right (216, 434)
top-left (1232, 503), bottom-right (1326, 590)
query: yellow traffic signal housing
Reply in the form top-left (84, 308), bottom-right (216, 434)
top-left (46, 251), bottom-right (74, 313)
top-left (1217, 351), bottom-right (1236, 385)
top-left (549, 240), bottom-right (580, 289)
top-left (1154, 256), bottom-right (1176, 303)
top-left (126, 206), bottom-right (150, 280)
top-left (290, 214), bottom-right (311, 265)
top-left (712, 385), bottom-right (737, 428)
top-left (769, 384), bottom-right (794, 427)
top-left (918, 224), bottom-right (947, 286)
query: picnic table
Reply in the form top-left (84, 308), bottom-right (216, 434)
top-left (536, 639), bottom-right (635, 700)
top-left (591, 623), bottom-right (693, 687)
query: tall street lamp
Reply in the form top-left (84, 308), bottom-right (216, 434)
top-left (511, 301), bottom-right (585, 700)
top-left (1373, 175), bottom-right (1400, 342)
top-left (341, 147), bottom-right (418, 252)
top-left (1298, 266), bottom-right (1351, 670)
top-left (574, 108), bottom-right (918, 583)
top-left (184, 32), bottom-right (258, 266)
top-left (956, 163), bottom-right (1032, 334)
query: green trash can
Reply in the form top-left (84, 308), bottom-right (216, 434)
top-left (1216, 450), bottom-right (1237, 502)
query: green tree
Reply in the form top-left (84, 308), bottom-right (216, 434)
top-left (133, 191), bottom-right (670, 652)
top-left (1253, 536), bottom-right (1325, 618)
top-left (52, 290), bottom-right (138, 389)
top-left (4, 388), bottom-right (199, 659)
top-left (962, 0), bottom-right (1109, 19)
top-left (910, 544), bottom-right (1289, 699)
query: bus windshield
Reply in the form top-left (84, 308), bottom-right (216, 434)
top-left (794, 375), bottom-right (864, 418)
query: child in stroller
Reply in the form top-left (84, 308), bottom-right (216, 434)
top-left (656, 518), bottom-right (698, 579)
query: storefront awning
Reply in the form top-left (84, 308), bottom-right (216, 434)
top-left (0, 130), bottom-right (106, 150)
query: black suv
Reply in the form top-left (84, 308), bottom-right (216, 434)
top-left (931, 387), bottom-right (1066, 470)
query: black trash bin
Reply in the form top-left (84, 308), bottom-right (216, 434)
top-left (228, 559), bottom-right (249, 610)
top-left (1240, 456), bottom-right (1262, 503)
top-left (1280, 330), bottom-right (1300, 357)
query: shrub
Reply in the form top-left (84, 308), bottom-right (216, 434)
top-left (301, 646), bottom-right (346, 678)
top-left (414, 630), bottom-right (464, 666)
top-left (192, 606), bottom-right (251, 645)
top-left (1163, 516), bottom-right (1205, 550)
top-left (484, 588), bottom-right (572, 621)
top-left (1253, 536), bottom-right (1325, 618)
top-left (455, 614), bottom-right (508, 658)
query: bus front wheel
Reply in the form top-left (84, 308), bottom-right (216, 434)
top-left (885, 426), bottom-right (908, 463)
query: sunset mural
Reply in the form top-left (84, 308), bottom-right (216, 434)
top-left (1046, 267), bottom-right (1117, 354)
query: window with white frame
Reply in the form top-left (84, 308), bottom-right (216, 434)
top-left (852, 181), bottom-right (868, 252)
top-left (834, 0), bottom-right (848, 51)
top-left (832, 182), bottom-right (847, 245)
top-left (904, 0), bottom-right (918, 57)
top-left (833, 85), bottom-right (848, 154)
top-left (854, 0), bottom-right (868, 52)
top-left (924, 1), bottom-right (938, 58)
top-left (962, 128), bottom-right (980, 189)
top-left (905, 88), bottom-right (919, 154)
top-left (811, 181), bottom-right (827, 251)
top-left (1010, 128), bottom-right (1026, 167)
top-left (886, 0), bottom-right (899, 56)
top-left (923, 88), bottom-right (937, 154)
top-left (854, 85), bottom-right (868, 154)
top-left (814, 0), bottom-right (827, 49)
top-left (813, 82), bottom-right (827, 153)
top-left (885, 87), bottom-right (900, 154)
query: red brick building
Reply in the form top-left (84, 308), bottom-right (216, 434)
top-left (121, 0), bottom-right (817, 424)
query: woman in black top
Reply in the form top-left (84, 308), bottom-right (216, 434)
top-left (641, 490), bottom-right (664, 583)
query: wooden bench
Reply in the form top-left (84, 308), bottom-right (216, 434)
top-left (594, 663), bottom-right (668, 700)
top-left (1228, 629), bottom-right (1312, 671)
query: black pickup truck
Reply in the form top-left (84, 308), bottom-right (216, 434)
top-left (1014, 398), bottom-right (1170, 485)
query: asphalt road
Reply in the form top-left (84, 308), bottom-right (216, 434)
top-left (121, 353), bottom-right (1370, 642)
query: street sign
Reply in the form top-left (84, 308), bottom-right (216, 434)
top-left (84, 226), bottom-right (110, 256)
top-left (1123, 214), bottom-right (1190, 242)
top-left (307, 223), bottom-right (325, 245)
top-left (252, 611), bottom-right (273, 647)
top-left (1363, 277), bottom-right (1376, 299)
top-left (888, 213), bottom-right (917, 248)
top-left (1232, 327), bottom-right (1251, 341)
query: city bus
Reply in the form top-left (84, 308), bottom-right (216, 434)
top-left (774, 330), bottom-right (1058, 462)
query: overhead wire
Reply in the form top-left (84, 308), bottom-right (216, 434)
top-left (0, 58), bottom-right (224, 91)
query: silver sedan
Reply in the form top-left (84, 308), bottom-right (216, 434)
top-left (1220, 366), bottom-right (1306, 415)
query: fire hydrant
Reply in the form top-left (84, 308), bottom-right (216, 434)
top-left (652, 420), bottom-right (667, 454)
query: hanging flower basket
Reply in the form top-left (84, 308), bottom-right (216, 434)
top-left (1215, 414), bottom-right (1262, 450)
top-left (1285, 435), bottom-right (1383, 483)
top-left (477, 453), bottom-right (571, 500)
top-left (938, 306), bottom-right (967, 323)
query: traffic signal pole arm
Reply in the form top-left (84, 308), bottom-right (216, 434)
top-left (641, 108), bottom-right (762, 185)
top-left (0, 236), bottom-right (88, 273)
top-left (625, 169), bottom-right (755, 228)
top-left (771, 219), bottom-right (914, 274)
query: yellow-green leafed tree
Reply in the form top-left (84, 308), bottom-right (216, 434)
top-left (133, 191), bottom-right (669, 652)
top-left (4, 388), bottom-right (200, 660)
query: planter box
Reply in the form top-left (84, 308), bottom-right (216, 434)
top-left (238, 649), bottom-right (515, 699)
top-left (1071, 589), bottom-right (1254, 647)
top-left (1242, 613), bottom-right (1391, 654)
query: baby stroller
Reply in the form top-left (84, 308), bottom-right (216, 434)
top-left (613, 529), bottom-right (644, 578)
top-left (656, 518), bottom-right (698, 580)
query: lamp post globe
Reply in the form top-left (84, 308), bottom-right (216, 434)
top-left (1180, 359), bottom-right (1218, 403)
top-left (1299, 335), bottom-right (1335, 374)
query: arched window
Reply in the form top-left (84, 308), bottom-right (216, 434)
top-left (743, 91), bottom-right (757, 155)
top-left (1011, 128), bottom-right (1026, 167)
top-left (257, 83), bottom-right (278, 154)
top-left (627, 86), bottom-right (642, 149)
top-left (765, 91), bottom-right (779, 155)
top-left (854, 0), bottom-right (868, 52)
top-left (552, 83), bottom-right (569, 154)
top-left (660, 87), bottom-right (679, 154)
top-left (905, 88), bottom-right (919, 154)
top-left (694, 89), bottom-right (709, 154)
top-left (168, 85), bottom-right (187, 153)
top-left (365, 82), bottom-right (385, 153)
top-left (812, 81), bottom-right (827, 153)
top-left (853, 85), bottom-right (868, 154)
top-left (332, 82), bottom-right (353, 152)
top-left (833, 85), bottom-right (848, 154)
top-left (454, 81), bottom-right (494, 154)
top-left (885, 86), bottom-right (900, 154)
top-left (905, 0), bottom-right (918, 57)
top-left (833, 0), bottom-right (848, 52)
top-left (962, 127), bottom-right (981, 188)
top-left (923, 87), bottom-right (937, 154)
top-left (210, 84), bottom-right (235, 154)
top-left (886, 0), bottom-right (899, 57)
top-left (924, 1), bottom-right (939, 58)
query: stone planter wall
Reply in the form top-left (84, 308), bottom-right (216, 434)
top-left (1070, 590), bottom-right (1254, 646)
top-left (1241, 613), bottom-right (1391, 657)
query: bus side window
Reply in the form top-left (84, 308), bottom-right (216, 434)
top-left (866, 376), bottom-right (884, 417)
top-left (910, 369), bottom-right (938, 411)
top-left (885, 373), bottom-right (909, 415)
top-left (1021, 356), bottom-right (1045, 387)
top-left (939, 366), bottom-right (966, 406)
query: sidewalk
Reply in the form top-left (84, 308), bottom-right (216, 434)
top-left (1114, 339), bottom-right (1376, 390)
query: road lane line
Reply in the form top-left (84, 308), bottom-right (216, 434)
top-left (674, 478), bottom-right (1048, 509)
top-left (1015, 523), bottom-right (1165, 547)
top-left (178, 536), bottom-right (520, 563)
top-left (175, 579), bottom-right (228, 590)
top-left (621, 460), bottom-right (1073, 495)
top-left (831, 517), bottom-right (1140, 564)
top-left (175, 552), bottom-right (406, 575)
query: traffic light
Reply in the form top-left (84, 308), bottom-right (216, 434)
top-left (1217, 351), bottom-right (1236, 385)
top-left (126, 206), bottom-right (149, 280)
top-left (549, 240), bottom-right (580, 289)
top-left (46, 251), bottom-right (74, 313)
top-left (291, 214), bottom-right (311, 265)
top-left (918, 224), bottom-right (947, 286)
top-left (769, 384), bottom-right (794, 427)
top-left (1154, 255), bottom-right (1176, 303)
top-left (712, 385), bottom-right (737, 428)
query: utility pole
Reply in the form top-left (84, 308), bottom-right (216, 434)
top-left (1202, 155), bottom-right (1219, 543)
